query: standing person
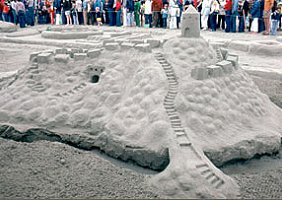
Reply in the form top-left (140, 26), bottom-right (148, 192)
top-left (152, 0), bottom-right (162, 27)
top-left (126, 0), bottom-right (134, 26)
top-left (270, 6), bottom-right (280, 34)
top-left (16, 0), bottom-right (25, 27)
top-left (3, 1), bottom-right (10, 22)
top-left (71, 0), bottom-right (78, 24)
top-left (247, 0), bottom-right (254, 30)
top-left (169, 0), bottom-right (179, 29)
top-left (90, 0), bottom-right (96, 25)
top-left (104, 0), bottom-right (109, 24)
top-left (238, 0), bottom-right (245, 31)
top-left (95, 0), bottom-right (103, 25)
top-left (10, 0), bottom-right (17, 24)
top-left (224, 0), bottom-right (232, 31)
top-left (76, 0), bottom-right (83, 24)
top-left (161, 2), bottom-right (168, 28)
top-left (201, 0), bottom-right (211, 30)
top-left (63, 0), bottom-right (72, 25)
top-left (217, 0), bottom-right (225, 29)
top-left (242, 0), bottom-right (249, 30)
top-left (46, 0), bottom-right (55, 24)
top-left (108, 0), bottom-right (115, 25)
top-left (196, 0), bottom-right (202, 28)
top-left (0, 0), bottom-right (4, 21)
top-left (122, 0), bottom-right (127, 26)
top-left (210, 0), bottom-right (219, 31)
top-left (144, 0), bottom-right (152, 27)
top-left (83, 0), bottom-right (89, 24)
top-left (176, 0), bottom-right (182, 28)
top-left (54, 0), bottom-right (62, 24)
top-left (134, 0), bottom-right (140, 26)
top-left (115, 0), bottom-right (122, 25)
top-left (231, 0), bottom-right (238, 32)
top-left (250, 0), bottom-right (260, 32)
top-left (263, 0), bottom-right (274, 34)
top-left (140, 0), bottom-right (145, 26)
top-left (258, 0), bottom-right (264, 32)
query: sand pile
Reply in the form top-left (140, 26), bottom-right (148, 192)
top-left (0, 21), bottom-right (17, 33)
top-left (1, 32), bottom-right (282, 198)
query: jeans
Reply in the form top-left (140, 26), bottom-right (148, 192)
top-left (238, 15), bottom-right (244, 32)
top-left (162, 17), bottom-right (167, 28)
top-left (225, 10), bottom-right (231, 32)
top-left (258, 17), bottom-right (264, 33)
top-left (11, 9), bottom-right (17, 24)
top-left (18, 10), bottom-right (25, 28)
top-left (271, 20), bottom-right (278, 35)
top-left (3, 13), bottom-right (10, 22)
top-left (0, 11), bottom-right (3, 21)
top-left (116, 10), bottom-right (122, 26)
top-left (210, 12), bottom-right (217, 31)
top-left (90, 11), bottom-right (96, 25)
top-left (217, 14), bottom-right (225, 29)
top-left (61, 10), bottom-right (66, 24)
top-left (231, 12), bottom-right (237, 32)
top-left (77, 12), bottom-right (83, 24)
top-left (73, 14), bottom-right (78, 25)
top-left (152, 11), bottom-right (160, 27)
top-left (108, 8), bottom-right (115, 26)
top-left (126, 12), bottom-right (134, 26)
top-left (26, 6), bottom-right (34, 26)
top-left (144, 14), bottom-right (152, 27)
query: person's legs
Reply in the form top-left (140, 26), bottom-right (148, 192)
top-left (201, 14), bottom-right (208, 30)
top-left (211, 13), bottom-right (217, 31)
top-left (122, 7), bottom-right (127, 26)
top-left (217, 14), bottom-right (221, 29)
top-left (18, 11), bottom-right (25, 28)
top-left (83, 11), bottom-right (87, 25)
top-left (162, 17), bottom-right (167, 28)
top-left (221, 15), bottom-right (225, 29)
top-left (12, 9), bottom-right (17, 24)
top-left (230, 14), bottom-right (237, 32)
top-left (225, 10), bottom-right (231, 32)
top-left (238, 15), bottom-right (244, 32)
top-left (135, 12), bottom-right (140, 27)
top-left (149, 14), bottom-right (152, 27)
top-left (108, 8), bottom-right (114, 26)
top-left (271, 20), bottom-right (278, 35)
top-left (152, 11), bottom-right (157, 27)
top-left (116, 10), bottom-right (121, 26)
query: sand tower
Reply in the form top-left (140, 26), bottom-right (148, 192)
top-left (181, 5), bottom-right (200, 38)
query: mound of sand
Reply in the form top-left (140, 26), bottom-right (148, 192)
top-left (1, 33), bottom-right (282, 198)
top-left (0, 21), bottom-right (17, 33)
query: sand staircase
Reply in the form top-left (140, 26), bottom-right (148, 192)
top-left (153, 52), bottom-right (238, 195)
top-left (215, 47), bottom-right (223, 62)
top-left (154, 52), bottom-right (191, 147)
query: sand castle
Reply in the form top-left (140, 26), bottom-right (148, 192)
top-left (1, 6), bottom-right (282, 198)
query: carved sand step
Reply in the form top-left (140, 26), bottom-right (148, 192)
top-left (195, 163), bottom-right (225, 189)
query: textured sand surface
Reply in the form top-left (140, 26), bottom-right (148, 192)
top-left (1, 25), bottom-right (282, 199)
top-left (0, 138), bottom-right (160, 199)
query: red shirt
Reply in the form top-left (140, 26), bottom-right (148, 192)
top-left (152, 0), bottom-right (163, 11)
top-left (115, 1), bottom-right (121, 11)
top-left (224, 0), bottom-right (232, 10)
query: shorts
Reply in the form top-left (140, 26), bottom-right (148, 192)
top-left (263, 10), bottom-right (271, 18)
top-left (65, 10), bottom-right (71, 16)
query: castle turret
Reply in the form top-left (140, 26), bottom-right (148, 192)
top-left (181, 6), bottom-right (200, 38)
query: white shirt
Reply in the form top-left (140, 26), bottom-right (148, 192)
top-left (76, 0), bottom-right (83, 12)
top-left (144, 0), bottom-right (152, 14)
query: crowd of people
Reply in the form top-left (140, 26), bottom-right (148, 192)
top-left (0, 0), bottom-right (281, 35)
